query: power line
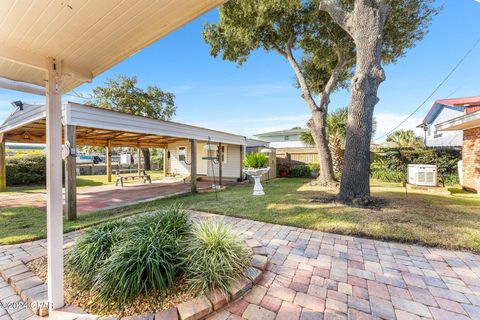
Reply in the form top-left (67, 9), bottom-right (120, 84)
top-left (374, 35), bottom-right (480, 142)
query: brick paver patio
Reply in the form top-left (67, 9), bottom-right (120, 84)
top-left (0, 179), bottom-right (232, 213)
top-left (1, 212), bottom-right (480, 319)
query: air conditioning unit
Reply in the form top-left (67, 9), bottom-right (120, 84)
top-left (408, 164), bottom-right (437, 187)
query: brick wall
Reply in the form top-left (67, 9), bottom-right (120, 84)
top-left (462, 127), bottom-right (480, 193)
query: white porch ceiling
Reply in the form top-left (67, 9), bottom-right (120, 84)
top-left (0, 0), bottom-right (225, 93)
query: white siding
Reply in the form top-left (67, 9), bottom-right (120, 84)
top-left (428, 108), bottom-right (463, 147)
top-left (168, 141), bottom-right (191, 176)
top-left (259, 133), bottom-right (302, 143)
top-left (168, 141), bottom-right (241, 178)
top-left (269, 141), bottom-right (309, 149)
top-left (207, 144), bottom-right (241, 178)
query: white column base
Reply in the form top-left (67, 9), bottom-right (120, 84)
top-left (252, 175), bottom-right (265, 196)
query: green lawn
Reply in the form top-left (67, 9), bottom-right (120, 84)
top-left (7, 170), bottom-right (165, 193)
top-left (1, 178), bottom-right (480, 252)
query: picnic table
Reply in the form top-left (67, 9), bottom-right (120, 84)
top-left (115, 170), bottom-right (152, 187)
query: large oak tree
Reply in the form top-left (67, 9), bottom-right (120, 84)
top-left (319, 0), bottom-right (439, 201)
top-left (203, 0), bottom-right (354, 185)
top-left (91, 75), bottom-right (176, 170)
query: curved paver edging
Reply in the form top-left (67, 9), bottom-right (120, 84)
top-left (0, 238), bottom-right (269, 320)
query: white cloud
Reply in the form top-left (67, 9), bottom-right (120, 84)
top-left (373, 112), bottom-right (424, 142)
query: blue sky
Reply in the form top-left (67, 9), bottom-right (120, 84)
top-left (1, 0), bottom-right (479, 141)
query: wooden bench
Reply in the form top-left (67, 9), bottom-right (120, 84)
top-left (115, 170), bottom-right (152, 187)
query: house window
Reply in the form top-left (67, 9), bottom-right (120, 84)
top-left (178, 146), bottom-right (187, 162)
top-left (217, 145), bottom-right (228, 163)
top-left (284, 136), bottom-right (290, 141)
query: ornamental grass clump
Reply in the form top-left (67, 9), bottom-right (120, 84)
top-left (65, 220), bottom-right (126, 287)
top-left (182, 222), bottom-right (252, 294)
top-left (243, 152), bottom-right (268, 169)
top-left (65, 205), bottom-right (190, 309)
top-left (93, 207), bottom-right (189, 307)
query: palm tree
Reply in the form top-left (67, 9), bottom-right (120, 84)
top-left (300, 108), bottom-right (348, 172)
top-left (300, 131), bottom-right (315, 146)
top-left (386, 129), bottom-right (424, 148)
top-left (327, 108), bottom-right (348, 172)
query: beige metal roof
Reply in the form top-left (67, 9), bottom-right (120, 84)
top-left (0, 102), bottom-right (247, 147)
top-left (0, 0), bottom-right (224, 93)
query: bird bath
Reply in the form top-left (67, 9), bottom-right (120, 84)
top-left (243, 167), bottom-right (270, 195)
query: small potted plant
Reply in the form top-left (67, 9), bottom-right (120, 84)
top-left (243, 152), bottom-right (270, 195)
top-left (278, 162), bottom-right (289, 177)
top-left (308, 163), bottom-right (320, 178)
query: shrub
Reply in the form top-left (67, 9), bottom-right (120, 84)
top-left (182, 222), bottom-right (252, 294)
top-left (65, 220), bottom-right (127, 287)
top-left (370, 168), bottom-right (406, 183)
top-left (243, 152), bottom-right (268, 168)
top-left (308, 163), bottom-right (320, 173)
top-left (66, 205), bottom-right (189, 308)
top-left (371, 148), bottom-right (461, 186)
top-left (288, 165), bottom-right (311, 177)
top-left (6, 154), bottom-right (47, 186)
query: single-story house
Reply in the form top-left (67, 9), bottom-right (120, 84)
top-left (417, 96), bottom-right (480, 147)
top-left (437, 109), bottom-right (480, 193)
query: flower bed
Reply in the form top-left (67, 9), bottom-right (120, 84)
top-left (11, 207), bottom-right (269, 319)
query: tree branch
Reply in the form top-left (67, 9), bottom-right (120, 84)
top-left (318, 0), bottom-right (352, 35)
top-left (284, 36), bottom-right (320, 113)
top-left (272, 45), bottom-right (287, 59)
top-left (318, 48), bottom-right (348, 111)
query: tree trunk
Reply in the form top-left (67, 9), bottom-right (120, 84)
top-left (308, 109), bottom-right (336, 183)
top-left (338, 2), bottom-right (389, 201)
top-left (141, 148), bottom-right (151, 170)
top-left (283, 41), bottom-right (336, 184)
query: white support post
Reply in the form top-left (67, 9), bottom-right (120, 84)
top-left (46, 57), bottom-right (64, 310)
top-left (0, 133), bottom-right (6, 192)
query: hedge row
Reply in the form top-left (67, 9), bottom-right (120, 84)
top-left (277, 163), bottom-right (320, 178)
top-left (6, 155), bottom-right (47, 186)
top-left (371, 148), bottom-right (460, 185)
top-left (275, 148), bottom-right (460, 186)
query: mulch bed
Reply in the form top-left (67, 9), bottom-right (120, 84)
top-left (26, 256), bottom-right (195, 317)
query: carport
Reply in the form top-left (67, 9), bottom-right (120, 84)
top-left (0, 102), bottom-right (247, 219)
top-left (0, 0), bottom-right (225, 311)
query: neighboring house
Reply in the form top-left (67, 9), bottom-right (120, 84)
top-left (418, 96), bottom-right (480, 147)
top-left (437, 109), bottom-right (480, 193)
top-left (254, 128), bottom-right (309, 149)
top-left (255, 128), bottom-right (317, 164)
top-left (245, 138), bottom-right (270, 154)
